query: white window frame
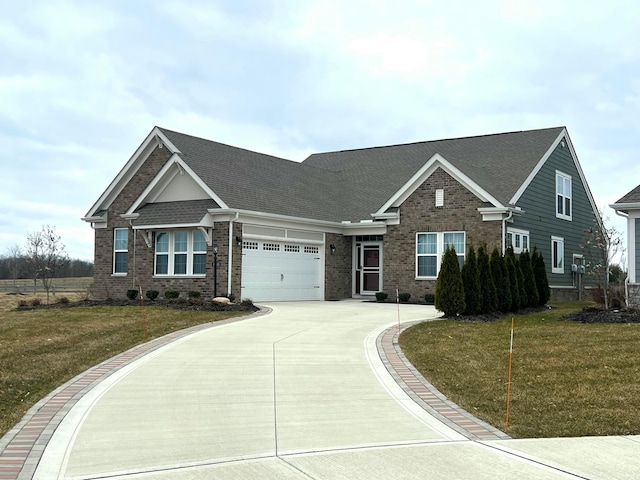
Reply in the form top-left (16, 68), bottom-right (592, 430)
top-left (552, 236), bottom-right (564, 274)
top-left (506, 228), bottom-right (530, 254)
top-left (556, 171), bottom-right (572, 221)
top-left (113, 228), bottom-right (128, 275)
top-left (416, 231), bottom-right (465, 279)
top-left (154, 230), bottom-right (207, 277)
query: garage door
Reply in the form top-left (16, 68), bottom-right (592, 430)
top-left (241, 240), bottom-right (323, 301)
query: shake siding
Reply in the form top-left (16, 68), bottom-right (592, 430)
top-left (509, 138), bottom-right (598, 287)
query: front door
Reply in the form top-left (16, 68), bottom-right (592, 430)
top-left (355, 241), bottom-right (383, 295)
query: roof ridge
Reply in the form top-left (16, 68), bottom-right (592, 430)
top-left (310, 126), bottom-right (566, 156)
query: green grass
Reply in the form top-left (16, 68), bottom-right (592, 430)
top-left (399, 302), bottom-right (640, 438)
top-left (0, 306), bottom-right (246, 437)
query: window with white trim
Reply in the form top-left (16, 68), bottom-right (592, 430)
top-left (556, 171), bottom-right (572, 220)
top-left (416, 231), bottom-right (465, 278)
top-left (552, 236), bottom-right (564, 274)
top-left (113, 228), bottom-right (128, 274)
top-left (506, 228), bottom-right (530, 254)
top-left (155, 230), bottom-right (208, 276)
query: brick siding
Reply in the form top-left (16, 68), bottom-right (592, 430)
top-left (325, 233), bottom-right (352, 300)
top-left (383, 167), bottom-right (502, 302)
top-left (92, 146), bottom-right (240, 301)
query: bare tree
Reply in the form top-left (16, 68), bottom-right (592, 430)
top-left (25, 225), bottom-right (70, 304)
top-left (6, 244), bottom-right (22, 293)
top-left (580, 210), bottom-right (625, 310)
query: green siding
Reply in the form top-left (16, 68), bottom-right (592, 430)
top-left (510, 137), bottom-right (599, 287)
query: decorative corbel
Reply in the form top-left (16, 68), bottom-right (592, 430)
top-left (140, 230), bottom-right (153, 248)
top-left (198, 227), bottom-right (213, 246)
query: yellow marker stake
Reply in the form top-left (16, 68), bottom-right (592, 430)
top-left (506, 317), bottom-right (515, 429)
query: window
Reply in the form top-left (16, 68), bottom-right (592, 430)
top-left (192, 230), bottom-right (207, 274)
top-left (506, 228), bottom-right (530, 254)
top-left (113, 228), bottom-right (128, 274)
top-left (416, 231), bottom-right (465, 278)
top-left (155, 230), bottom-right (208, 276)
top-left (552, 236), bottom-right (564, 274)
top-left (556, 171), bottom-right (572, 220)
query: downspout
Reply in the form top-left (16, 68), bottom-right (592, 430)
top-left (129, 220), bottom-right (137, 290)
top-left (502, 209), bottom-right (515, 254)
top-left (227, 212), bottom-right (239, 297)
top-left (614, 209), bottom-right (630, 307)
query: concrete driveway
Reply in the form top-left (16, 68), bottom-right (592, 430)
top-left (10, 301), bottom-right (640, 479)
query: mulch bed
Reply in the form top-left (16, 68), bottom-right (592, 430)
top-left (562, 307), bottom-right (640, 324)
top-left (15, 298), bottom-right (259, 313)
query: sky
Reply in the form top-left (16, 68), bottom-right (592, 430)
top-left (1, 0), bottom-right (639, 263)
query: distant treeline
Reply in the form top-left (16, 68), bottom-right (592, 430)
top-left (0, 255), bottom-right (94, 280)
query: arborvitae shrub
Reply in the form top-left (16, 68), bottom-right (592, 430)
top-left (478, 244), bottom-right (498, 314)
top-left (532, 247), bottom-right (550, 306)
top-left (519, 250), bottom-right (539, 308)
top-left (504, 247), bottom-right (520, 312)
top-left (491, 247), bottom-right (511, 312)
top-left (461, 244), bottom-right (480, 315)
top-left (435, 246), bottom-right (466, 317)
top-left (516, 256), bottom-right (527, 309)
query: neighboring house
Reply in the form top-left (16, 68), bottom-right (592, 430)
top-left (610, 185), bottom-right (640, 307)
top-left (83, 126), bottom-right (602, 302)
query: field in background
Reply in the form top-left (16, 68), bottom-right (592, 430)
top-left (0, 277), bottom-right (93, 312)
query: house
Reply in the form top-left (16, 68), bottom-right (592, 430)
top-left (83, 126), bottom-right (602, 303)
top-left (610, 185), bottom-right (640, 307)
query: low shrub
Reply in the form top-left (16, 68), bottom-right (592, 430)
top-left (146, 290), bottom-right (159, 301)
top-left (164, 290), bottom-right (180, 300)
top-left (241, 298), bottom-right (255, 309)
top-left (399, 292), bottom-right (411, 303)
top-left (188, 290), bottom-right (201, 299)
top-left (30, 298), bottom-right (41, 307)
top-left (225, 293), bottom-right (236, 303)
top-left (56, 296), bottom-right (70, 304)
top-left (375, 292), bottom-right (388, 302)
top-left (424, 293), bottom-right (435, 305)
top-left (126, 289), bottom-right (138, 300)
top-left (18, 299), bottom-right (28, 308)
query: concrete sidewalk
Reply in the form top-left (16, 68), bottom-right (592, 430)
top-left (2, 301), bottom-right (639, 479)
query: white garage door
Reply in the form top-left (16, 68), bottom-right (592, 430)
top-left (241, 240), bottom-right (323, 301)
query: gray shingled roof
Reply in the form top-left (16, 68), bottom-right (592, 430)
top-left (613, 184), bottom-right (640, 206)
top-left (303, 127), bottom-right (565, 212)
top-left (157, 126), bottom-right (565, 223)
top-left (133, 199), bottom-right (219, 227)
top-left (159, 128), bottom-right (349, 222)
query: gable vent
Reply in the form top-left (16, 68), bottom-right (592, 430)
top-left (435, 189), bottom-right (444, 207)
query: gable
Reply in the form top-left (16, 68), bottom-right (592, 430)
top-left (377, 154), bottom-right (504, 215)
top-left (150, 164), bottom-right (210, 203)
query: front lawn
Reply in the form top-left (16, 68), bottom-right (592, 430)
top-left (0, 305), bottom-right (247, 437)
top-left (399, 302), bottom-right (640, 438)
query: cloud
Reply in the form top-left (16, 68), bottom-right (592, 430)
top-left (1, 0), bottom-right (640, 263)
